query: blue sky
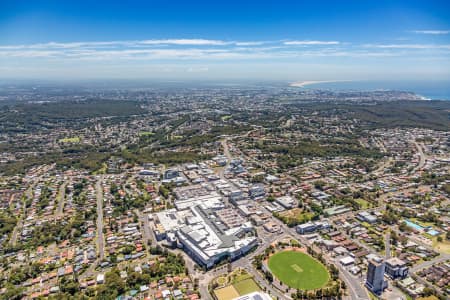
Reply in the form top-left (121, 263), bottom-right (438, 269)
top-left (0, 0), bottom-right (449, 80)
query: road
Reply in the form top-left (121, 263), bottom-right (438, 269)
top-left (372, 157), bottom-right (393, 176)
top-left (137, 209), bottom-right (157, 249)
top-left (221, 138), bottom-right (232, 160)
top-left (385, 231), bottom-right (391, 259)
top-left (172, 249), bottom-right (213, 300)
top-left (96, 176), bottom-right (105, 261)
top-left (411, 253), bottom-right (450, 273)
top-left (9, 187), bottom-right (31, 246)
top-left (412, 142), bottom-right (426, 173)
top-left (410, 254), bottom-right (450, 298)
top-left (241, 263), bottom-right (289, 300)
top-left (229, 234), bottom-right (296, 300)
top-left (218, 138), bottom-right (232, 179)
top-left (56, 180), bottom-right (68, 216)
top-left (336, 262), bottom-right (369, 300)
top-left (9, 169), bottom-right (48, 246)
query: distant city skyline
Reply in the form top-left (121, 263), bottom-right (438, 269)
top-left (1, 0), bottom-right (449, 80)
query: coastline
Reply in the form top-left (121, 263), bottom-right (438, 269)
top-left (289, 80), bottom-right (351, 88)
top-left (288, 80), bottom-right (449, 100)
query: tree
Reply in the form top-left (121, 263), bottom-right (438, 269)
top-left (422, 287), bottom-right (435, 297)
top-left (104, 269), bottom-right (126, 296)
top-left (96, 285), bottom-right (118, 300)
top-left (60, 278), bottom-right (79, 296)
top-left (0, 284), bottom-right (23, 300)
top-left (313, 180), bottom-right (326, 191)
top-left (265, 271), bottom-right (273, 283)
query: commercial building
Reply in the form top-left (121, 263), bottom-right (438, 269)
top-left (296, 221), bottom-right (330, 234)
top-left (366, 257), bottom-right (388, 295)
top-left (138, 169), bottom-right (160, 177)
top-left (275, 196), bottom-right (296, 209)
top-left (164, 169), bottom-right (180, 180)
top-left (357, 211), bottom-right (378, 224)
top-left (229, 189), bottom-right (245, 203)
top-left (176, 204), bottom-right (257, 269)
top-left (249, 184), bottom-right (265, 199)
top-left (339, 256), bottom-right (355, 266)
top-left (385, 257), bottom-right (409, 279)
top-left (153, 185), bottom-right (257, 269)
top-left (324, 205), bottom-right (351, 216)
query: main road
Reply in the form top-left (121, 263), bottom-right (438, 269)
top-left (218, 138), bottom-right (232, 179)
top-left (56, 180), bottom-right (68, 216)
top-left (412, 142), bottom-right (426, 173)
top-left (96, 176), bottom-right (105, 261)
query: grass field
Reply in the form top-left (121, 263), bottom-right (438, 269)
top-left (355, 198), bottom-right (371, 209)
top-left (139, 131), bottom-right (155, 136)
top-left (214, 285), bottom-right (240, 300)
top-left (59, 136), bottom-right (80, 143)
top-left (214, 269), bottom-right (261, 300)
top-left (279, 208), bottom-right (314, 222)
top-left (268, 251), bottom-right (329, 290)
top-left (432, 236), bottom-right (450, 254)
top-left (232, 278), bottom-right (261, 295)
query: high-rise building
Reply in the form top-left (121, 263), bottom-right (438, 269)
top-left (366, 257), bottom-right (388, 295)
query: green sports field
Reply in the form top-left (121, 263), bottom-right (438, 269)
top-left (233, 278), bottom-right (261, 295)
top-left (268, 251), bottom-right (329, 290)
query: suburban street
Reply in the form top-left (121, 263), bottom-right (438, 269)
top-left (9, 167), bottom-right (50, 246)
top-left (411, 253), bottom-right (450, 273)
top-left (137, 209), bottom-right (157, 249)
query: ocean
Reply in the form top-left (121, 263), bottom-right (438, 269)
top-left (299, 80), bottom-right (450, 100)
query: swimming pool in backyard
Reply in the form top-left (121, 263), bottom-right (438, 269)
top-left (427, 229), bottom-right (440, 236)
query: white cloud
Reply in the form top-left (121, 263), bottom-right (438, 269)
top-left (365, 43), bottom-right (450, 49)
top-left (0, 39), bottom-right (230, 50)
top-left (186, 67), bottom-right (209, 72)
top-left (0, 39), bottom-right (346, 53)
top-left (1, 38), bottom-right (450, 63)
top-left (140, 39), bottom-right (229, 45)
top-left (283, 40), bottom-right (340, 45)
top-left (234, 41), bottom-right (266, 46)
top-left (411, 30), bottom-right (449, 35)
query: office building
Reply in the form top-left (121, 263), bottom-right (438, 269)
top-left (385, 257), bottom-right (409, 279)
top-left (164, 168), bottom-right (180, 180)
top-left (366, 257), bottom-right (388, 295)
